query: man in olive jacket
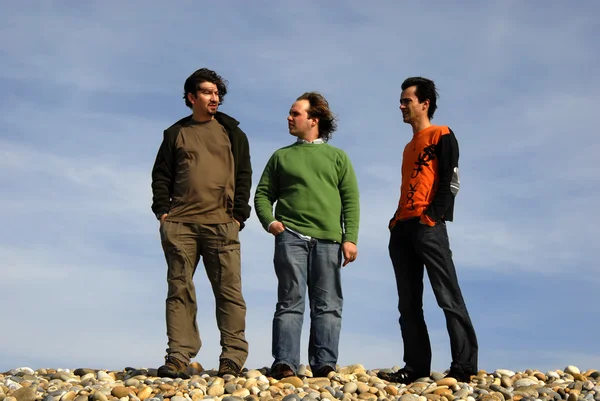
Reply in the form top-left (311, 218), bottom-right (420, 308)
top-left (151, 68), bottom-right (252, 379)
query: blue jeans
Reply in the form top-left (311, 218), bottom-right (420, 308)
top-left (271, 230), bottom-right (343, 372)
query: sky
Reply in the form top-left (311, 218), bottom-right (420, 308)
top-left (1, 1), bottom-right (599, 374)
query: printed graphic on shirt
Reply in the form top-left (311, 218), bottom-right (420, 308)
top-left (390, 125), bottom-right (458, 228)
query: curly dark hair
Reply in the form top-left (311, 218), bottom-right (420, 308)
top-left (401, 77), bottom-right (439, 120)
top-left (296, 92), bottom-right (338, 140)
top-left (183, 68), bottom-right (228, 108)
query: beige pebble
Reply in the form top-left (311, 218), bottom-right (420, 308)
top-left (435, 378), bottom-right (457, 387)
top-left (384, 385), bottom-right (398, 396)
top-left (60, 391), bottom-right (77, 401)
top-left (137, 387), bottom-right (152, 401)
top-left (279, 377), bottom-right (303, 388)
top-left (111, 387), bottom-right (130, 398)
top-left (356, 383), bottom-right (370, 394)
top-left (233, 388), bottom-right (250, 398)
top-left (207, 384), bottom-right (224, 397)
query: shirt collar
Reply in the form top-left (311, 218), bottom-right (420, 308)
top-left (296, 138), bottom-right (325, 144)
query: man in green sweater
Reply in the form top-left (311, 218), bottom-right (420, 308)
top-left (254, 92), bottom-right (360, 379)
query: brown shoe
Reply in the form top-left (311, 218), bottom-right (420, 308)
top-left (270, 363), bottom-right (294, 380)
top-left (157, 355), bottom-right (190, 379)
top-left (218, 359), bottom-right (241, 377)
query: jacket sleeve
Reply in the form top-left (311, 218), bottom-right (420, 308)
top-left (232, 127), bottom-right (252, 229)
top-left (254, 154), bottom-right (278, 231)
top-left (151, 131), bottom-right (174, 217)
top-left (423, 129), bottom-right (459, 223)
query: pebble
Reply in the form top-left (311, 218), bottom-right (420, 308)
top-left (1, 365), bottom-right (598, 401)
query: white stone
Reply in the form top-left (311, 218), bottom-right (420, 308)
top-left (565, 366), bottom-right (581, 375)
top-left (495, 369), bottom-right (515, 377)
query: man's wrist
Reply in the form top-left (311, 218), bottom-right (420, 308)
top-left (155, 212), bottom-right (167, 220)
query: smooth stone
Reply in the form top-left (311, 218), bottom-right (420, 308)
top-left (322, 386), bottom-right (335, 396)
top-left (282, 395), bottom-right (301, 401)
top-left (297, 366), bottom-right (308, 377)
top-left (90, 392), bottom-right (108, 401)
top-left (514, 387), bottom-right (539, 398)
top-left (124, 379), bottom-right (140, 387)
top-left (385, 385), bottom-right (398, 396)
top-left (74, 396), bottom-right (87, 401)
top-left (400, 395), bottom-right (419, 401)
top-left (245, 371), bottom-right (262, 379)
top-left (137, 387), bottom-right (153, 401)
top-left (96, 372), bottom-right (114, 382)
top-left (356, 383), bottom-right (370, 394)
top-left (60, 391), bottom-right (77, 401)
top-left (437, 379), bottom-right (458, 387)
top-left (514, 379), bottom-right (538, 388)
top-left (565, 367), bottom-right (581, 376)
top-left (73, 369), bottom-right (96, 377)
top-left (479, 394), bottom-right (503, 401)
top-left (12, 388), bottom-right (36, 401)
top-left (111, 387), bottom-right (130, 398)
top-left (225, 384), bottom-right (238, 394)
top-left (500, 377), bottom-right (513, 388)
top-left (280, 378), bottom-right (303, 388)
top-left (546, 372), bottom-right (560, 380)
top-left (431, 373), bottom-right (445, 382)
top-left (233, 389), bottom-right (251, 398)
top-left (207, 385), bottom-right (225, 397)
top-left (453, 390), bottom-right (470, 399)
top-left (339, 365), bottom-right (366, 375)
top-left (495, 371), bottom-right (515, 378)
top-left (171, 397), bottom-right (186, 401)
top-left (343, 383), bottom-right (358, 394)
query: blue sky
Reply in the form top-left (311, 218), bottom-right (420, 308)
top-left (1, 1), bottom-right (598, 373)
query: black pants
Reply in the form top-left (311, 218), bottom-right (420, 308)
top-left (388, 218), bottom-right (478, 375)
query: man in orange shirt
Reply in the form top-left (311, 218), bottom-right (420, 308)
top-left (379, 77), bottom-right (478, 384)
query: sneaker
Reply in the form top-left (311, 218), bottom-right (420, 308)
top-left (312, 365), bottom-right (335, 378)
top-left (445, 367), bottom-right (474, 383)
top-left (377, 368), bottom-right (422, 384)
top-left (270, 363), bottom-right (295, 380)
top-left (157, 355), bottom-right (190, 379)
top-left (218, 358), bottom-right (241, 377)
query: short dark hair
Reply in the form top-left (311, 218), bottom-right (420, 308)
top-left (401, 77), bottom-right (439, 119)
top-left (183, 68), bottom-right (228, 108)
top-left (296, 92), bottom-right (338, 140)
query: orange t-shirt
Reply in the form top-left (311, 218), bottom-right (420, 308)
top-left (390, 125), bottom-right (458, 228)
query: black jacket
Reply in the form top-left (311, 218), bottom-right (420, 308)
top-left (151, 111), bottom-right (252, 229)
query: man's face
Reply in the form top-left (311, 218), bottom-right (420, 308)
top-left (399, 86), bottom-right (428, 124)
top-left (188, 81), bottom-right (219, 117)
top-left (287, 99), bottom-right (315, 137)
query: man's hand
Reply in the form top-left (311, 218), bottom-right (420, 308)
top-left (342, 241), bottom-right (358, 267)
top-left (159, 214), bottom-right (168, 224)
top-left (268, 221), bottom-right (285, 236)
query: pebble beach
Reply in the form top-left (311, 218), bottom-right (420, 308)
top-left (2, 364), bottom-right (599, 401)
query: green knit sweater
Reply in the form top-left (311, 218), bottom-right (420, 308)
top-left (254, 142), bottom-right (360, 243)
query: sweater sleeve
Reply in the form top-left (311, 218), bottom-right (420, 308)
top-left (423, 129), bottom-right (459, 223)
top-left (151, 130), bottom-right (175, 216)
top-left (338, 153), bottom-right (360, 244)
top-left (254, 153), bottom-right (279, 231)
